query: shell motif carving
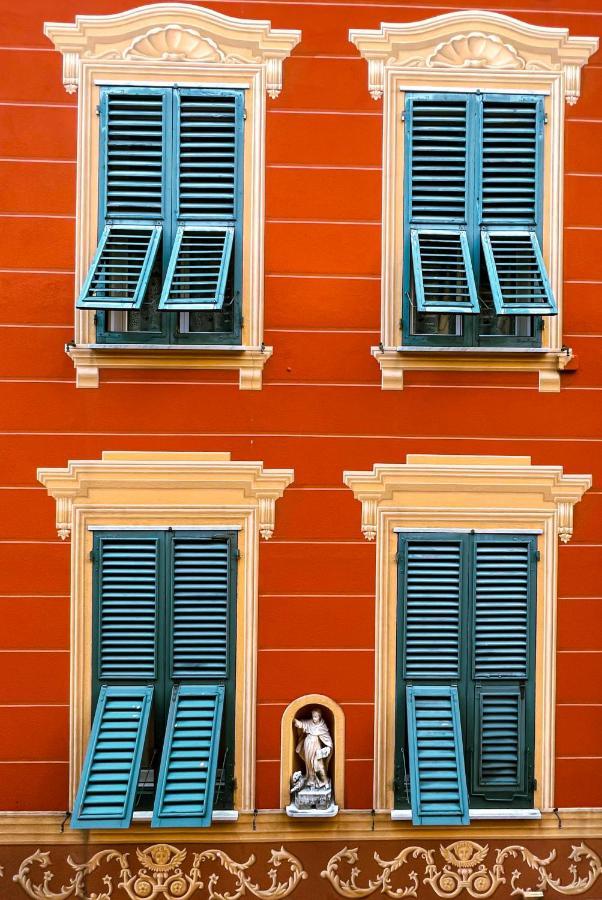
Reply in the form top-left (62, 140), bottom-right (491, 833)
top-left (125, 26), bottom-right (227, 62)
top-left (428, 32), bottom-right (526, 70)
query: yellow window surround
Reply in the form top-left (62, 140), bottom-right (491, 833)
top-left (343, 454), bottom-right (591, 813)
top-left (38, 450), bottom-right (295, 823)
top-left (44, 4), bottom-right (301, 390)
top-left (349, 11), bottom-right (598, 392)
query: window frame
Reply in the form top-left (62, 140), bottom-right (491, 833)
top-left (349, 11), bottom-right (598, 391)
top-left (44, 5), bottom-right (301, 389)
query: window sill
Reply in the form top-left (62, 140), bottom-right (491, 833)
top-left (391, 809), bottom-right (542, 821)
top-left (373, 346), bottom-right (574, 393)
top-left (132, 810), bottom-right (239, 823)
top-left (65, 343), bottom-right (273, 390)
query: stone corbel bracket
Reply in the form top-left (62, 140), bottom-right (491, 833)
top-left (38, 451), bottom-right (294, 541)
top-left (343, 454), bottom-right (591, 544)
top-left (349, 10), bottom-right (598, 103)
top-left (44, 3), bottom-right (301, 98)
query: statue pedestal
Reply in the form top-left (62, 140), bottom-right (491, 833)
top-left (285, 803), bottom-right (339, 818)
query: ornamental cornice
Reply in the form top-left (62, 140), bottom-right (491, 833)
top-left (349, 10), bottom-right (598, 102)
top-left (37, 451), bottom-right (294, 541)
top-left (44, 2), bottom-right (301, 97)
top-left (343, 454), bottom-right (591, 543)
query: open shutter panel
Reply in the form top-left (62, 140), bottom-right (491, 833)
top-left (77, 89), bottom-right (167, 310)
top-left (171, 535), bottom-right (231, 680)
top-left (159, 225), bottom-right (234, 310)
top-left (480, 95), bottom-right (555, 315)
top-left (96, 534), bottom-right (159, 681)
top-left (401, 536), bottom-right (464, 680)
top-left (160, 90), bottom-right (240, 310)
top-left (152, 684), bottom-right (224, 827)
top-left (411, 229), bottom-right (479, 313)
top-left (481, 230), bottom-right (557, 315)
top-left (71, 685), bottom-right (153, 829)
top-left (406, 685), bottom-right (469, 826)
top-left (407, 96), bottom-right (477, 313)
top-left (471, 536), bottom-right (534, 800)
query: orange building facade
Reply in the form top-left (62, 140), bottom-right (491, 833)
top-left (0, 0), bottom-right (602, 897)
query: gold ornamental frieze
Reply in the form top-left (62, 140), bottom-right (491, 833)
top-left (320, 840), bottom-right (602, 898)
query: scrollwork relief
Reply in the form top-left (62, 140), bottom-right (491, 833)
top-left (321, 840), bottom-right (602, 898)
top-left (13, 843), bottom-right (308, 900)
top-left (427, 33), bottom-right (526, 69)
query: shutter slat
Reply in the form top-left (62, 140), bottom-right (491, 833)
top-left (159, 225), bottom-right (234, 311)
top-left (481, 230), bottom-right (557, 315)
top-left (402, 538), bottom-right (463, 680)
top-left (411, 228), bottom-right (479, 313)
top-left (481, 98), bottom-right (539, 224)
top-left (407, 685), bottom-right (469, 825)
top-left (171, 536), bottom-right (230, 679)
top-left (152, 684), bottom-right (224, 828)
top-left (76, 224), bottom-right (161, 310)
top-left (473, 685), bottom-right (525, 796)
top-left (71, 685), bottom-right (153, 829)
top-left (97, 535), bottom-right (158, 680)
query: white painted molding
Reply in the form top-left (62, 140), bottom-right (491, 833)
top-left (349, 11), bottom-right (598, 104)
top-left (392, 809), bottom-right (542, 821)
top-left (45, 3), bottom-right (301, 98)
top-left (343, 454), bottom-right (591, 813)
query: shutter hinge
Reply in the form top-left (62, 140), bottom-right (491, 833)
top-left (243, 109), bottom-right (247, 121)
top-left (544, 113), bottom-right (549, 125)
top-left (400, 111), bottom-right (405, 122)
top-left (234, 549), bottom-right (241, 560)
top-left (93, 313), bottom-right (98, 326)
top-left (534, 549), bottom-right (541, 562)
top-left (89, 550), bottom-right (94, 562)
top-left (95, 104), bottom-right (100, 117)
top-left (530, 777), bottom-right (538, 792)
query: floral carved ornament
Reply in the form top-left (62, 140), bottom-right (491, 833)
top-left (11, 843), bottom-right (308, 900)
top-left (321, 840), bottom-right (602, 898)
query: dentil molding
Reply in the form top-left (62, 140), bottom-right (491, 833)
top-left (45, 3), bottom-right (301, 98)
top-left (343, 455), bottom-right (591, 544)
top-left (38, 451), bottom-right (294, 542)
top-left (349, 10), bottom-right (598, 102)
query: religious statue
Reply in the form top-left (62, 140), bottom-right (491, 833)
top-left (288, 707), bottom-right (336, 814)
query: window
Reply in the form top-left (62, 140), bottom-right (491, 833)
top-left (404, 92), bottom-right (555, 348)
top-left (71, 529), bottom-right (237, 829)
top-left (44, 5), bottom-right (300, 388)
top-left (349, 11), bottom-right (598, 390)
top-left (79, 87), bottom-right (244, 347)
top-left (395, 532), bottom-right (536, 825)
top-left (343, 453), bottom-right (591, 815)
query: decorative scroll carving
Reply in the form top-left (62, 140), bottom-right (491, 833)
top-left (13, 843), bottom-right (308, 900)
top-left (321, 841), bottom-right (602, 899)
top-left (427, 33), bottom-right (525, 69)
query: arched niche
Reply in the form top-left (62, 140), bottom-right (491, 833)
top-left (280, 693), bottom-right (345, 810)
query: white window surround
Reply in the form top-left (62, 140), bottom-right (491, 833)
top-left (349, 11), bottom-right (598, 392)
top-left (37, 450), bottom-right (295, 820)
top-left (44, 4), bottom-right (301, 390)
top-left (343, 454), bottom-right (591, 814)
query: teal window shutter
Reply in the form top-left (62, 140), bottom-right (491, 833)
top-left (480, 96), bottom-right (556, 316)
top-left (77, 89), bottom-right (168, 310)
top-left (406, 95), bottom-right (478, 314)
top-left (71, 685), bottom-right (153, 829)
top-left (406, 685), bottom-right (469, 826)
top-left (159, 90), bottom-right (242, 311)
top-left (152, 684), bottom-right (225, 827)
top-left (470, 536), bottom-right (535, 801)
top-left (170, 534), bottom-right (231, 680)
top-left (95, 533), bottom-right (160, 681)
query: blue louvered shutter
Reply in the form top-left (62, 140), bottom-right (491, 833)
top-left (95, 533), bottom-right (160, 681)
top-left (406, 685), bottom-right (469, 826)
top-left (406, 95), bottom-right (478, 314)
top-left (152, 684), bottom-right (224, 827)
top-left (470, 535), bottom-right (535, 800)
top-left (399, 535), bottom-right (469, 823)
top-left (159, 90), bottom-right (242, 311)
top-left (480, 96), bottom-right (556, 315)
top-left (77, 88), bottom-right (168, 309)
top-left (170, 534), bottom-right (232, 680)
top-left (71, 685), bottom-right (153, 829)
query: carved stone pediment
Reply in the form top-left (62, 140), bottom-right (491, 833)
top-left (45, 3), bottom-right (301, 97)
top-left (349, 10), bottom-right (598, 102)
